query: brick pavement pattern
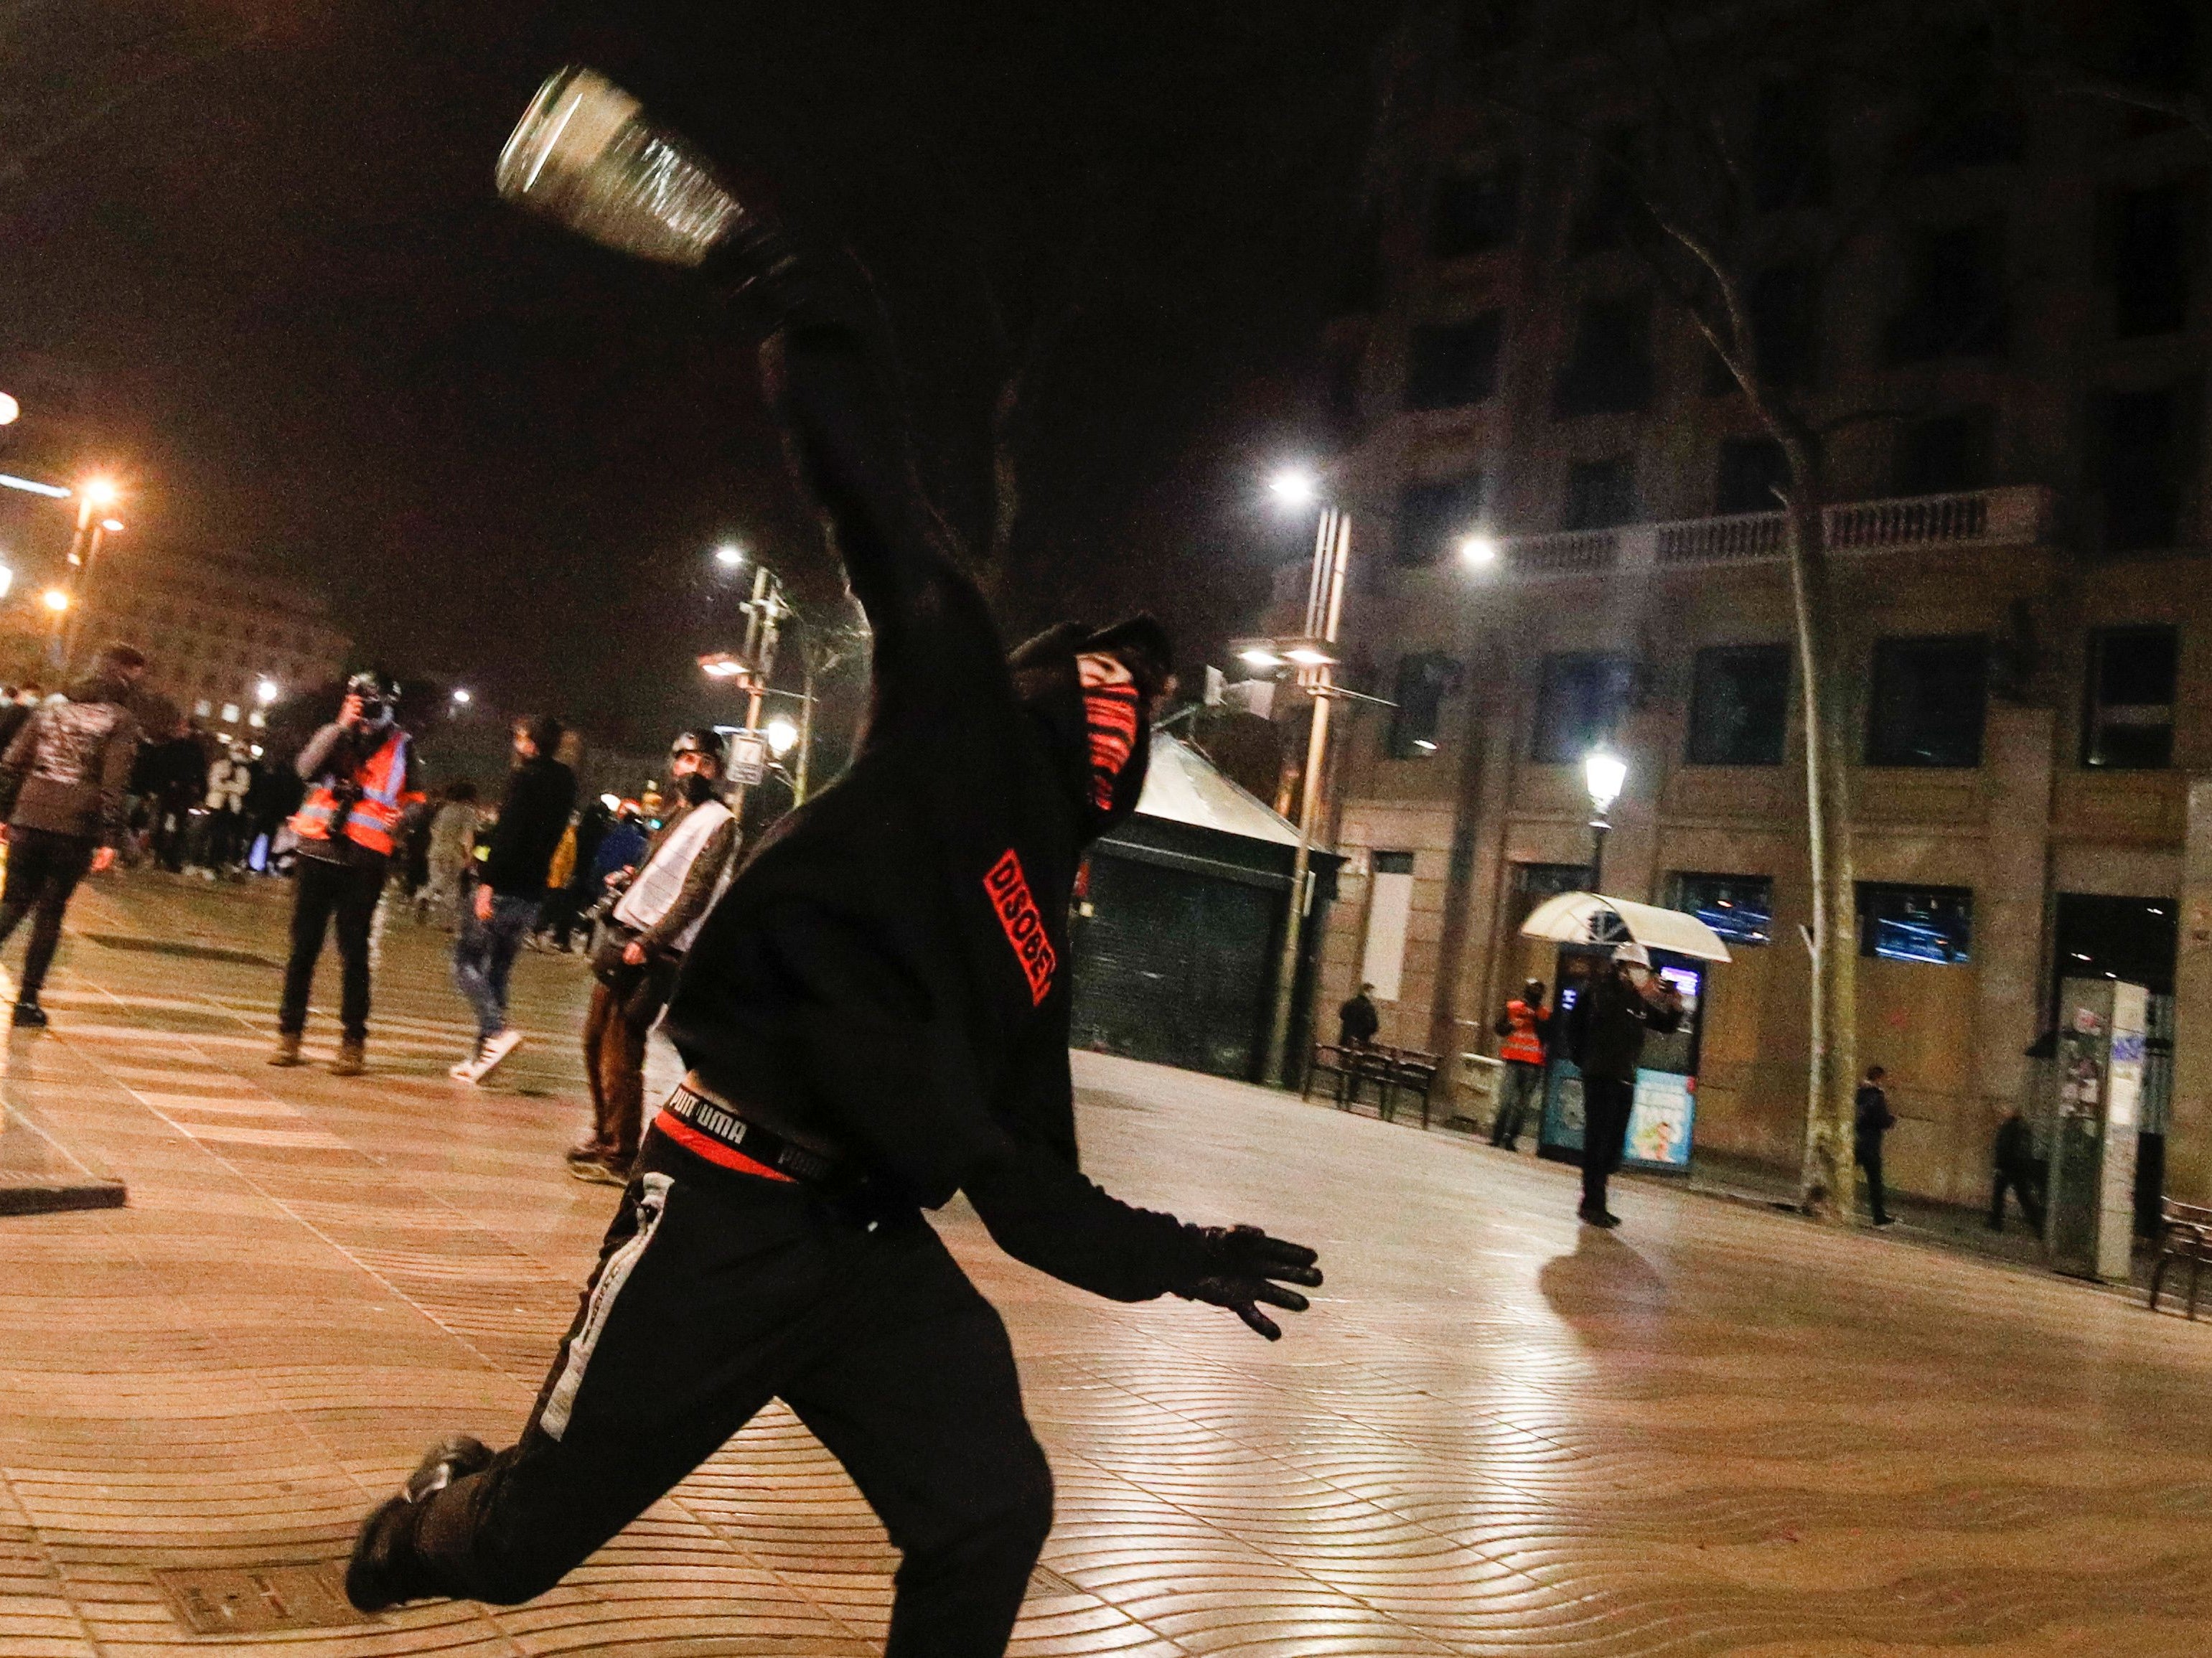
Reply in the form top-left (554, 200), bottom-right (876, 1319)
top-left (6, 873), bottom-right (2212, 1655)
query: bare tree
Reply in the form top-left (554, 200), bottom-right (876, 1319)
top-left (1473, 0), bottom-right (2002, 1218)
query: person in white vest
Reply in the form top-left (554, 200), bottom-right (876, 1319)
top-left (568, 730), bottom-right (739, 1185)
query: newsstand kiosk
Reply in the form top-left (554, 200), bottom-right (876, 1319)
top-left (1536, 943), bottom-right (1709, 1175)
top-left (2046, 976), bottom-right (2148, 1283)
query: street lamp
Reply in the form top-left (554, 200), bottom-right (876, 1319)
top-left (1459, 533), bottom-right (1499, 568)
top-left (0, 562), bottom-right (12, 601)
top-left (1584, 746), bottom-right (1627, 892)
top-left (713, 543), bottom-right (746, 571)
top-left (255, 679), bottom-right (280, 706)
top-left (451, 687), bottom-right (472, 706)
top-left (765, 716), bottom-right (800, 757)
top-left (41, 589), bottom-right (68, 614)
top-left (0, 393), bottom-right (17, 426)
top-left (1258, 463), bottom-right (1355, 1087)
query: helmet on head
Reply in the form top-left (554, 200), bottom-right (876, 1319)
top-left (1611, 942), bottom-right (1651, 969)
top-left (669, 728), bottom-right (723, 769)
top-left (346, 671), bottom-right (397, 726)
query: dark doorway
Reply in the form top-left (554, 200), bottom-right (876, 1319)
top-left (2053, 893), bottom-right (2178, 1235)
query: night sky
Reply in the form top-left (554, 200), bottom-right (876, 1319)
top-left (1, 1), bottom-right (1387, 749)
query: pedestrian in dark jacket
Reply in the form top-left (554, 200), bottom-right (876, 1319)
top-left (1337, 983), bottom-right (1380, 1049)
top-left (449, 715), bottom-right (576, 1082)
top-left (1565, 945), bottom-right (1681, 1227)
top-left (0, 645), bottom-right (146, 1026)
top-left (347, 98), bottom-right (1321, 1648)
top-left (1856, 1065), bottom-right (1897, 1227)
top-left (1990, 1108), bottom-right (2045, 1234)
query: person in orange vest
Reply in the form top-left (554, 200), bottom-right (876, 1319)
top-left (271, 673), bottom-right (414, 1075)
top-left (1489, 978), bottom-right (1551, 1152)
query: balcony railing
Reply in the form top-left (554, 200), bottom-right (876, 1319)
top-left (1500, 486), bottom-right (2053, 581)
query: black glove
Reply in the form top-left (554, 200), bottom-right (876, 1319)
top-left (1173, 1224), bottom-right (1323, 1341)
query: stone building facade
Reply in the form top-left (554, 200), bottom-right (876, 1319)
top-left (1289, 1), bottom-right (2212, 1205)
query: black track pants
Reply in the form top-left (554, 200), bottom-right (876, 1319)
top-left (280, 856), bottom-right (384, 1040)
top-left (0, 828), bottom-right (93, 998)
top-left (401, 1134), bottom-right (1054, 1655)
top-left (1580, 1077), bottom-right (1634, 1216)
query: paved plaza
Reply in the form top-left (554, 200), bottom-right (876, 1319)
top-left (6, 874), bottom-right (2212, 1656)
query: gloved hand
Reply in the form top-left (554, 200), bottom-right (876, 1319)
top-left (1173, 1224), bottom-right (1323, 1340)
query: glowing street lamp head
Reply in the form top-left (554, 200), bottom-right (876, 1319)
top-left (1268, 468), bottom-right (1320, 510)
top-left (254, 679), bottom-right (280, 706)
top-left (1238, 647), bottom-right (1285, 670)
top-left (1584, 748), bottom-right (1628, 815)
top-left (0, 393), bottom-right (17, 426)
top-left (713, 543), bottom-right (745, 571)
top-left (41, 588), bottom-right (69, 614)
top-left (451, 687), bottom-right (473, 706)
top-left (765, 716), bottom-right (800, 757)
top-left (99, 518), bottom-right (123, 534)
top-left (80, 478), bottom-right (118, 510)
top-left (1459, 533), bottom-right (1499, 567)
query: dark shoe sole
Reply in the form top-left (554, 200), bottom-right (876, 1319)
top-left (345, 1435), bottom-right (496, 1613)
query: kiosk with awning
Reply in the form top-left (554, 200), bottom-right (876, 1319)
top-left (1518, 892), bottom-right (1733, 1174)
top-left (1069, 734), bottom-right (1339, 1082)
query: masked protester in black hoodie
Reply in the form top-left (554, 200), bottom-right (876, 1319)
top-left (346, 70), bottom-right (1323, 1653)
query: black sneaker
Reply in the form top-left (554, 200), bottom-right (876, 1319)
top-left (11, 1001), bottom-right (47, 1029)
top-left (1578, 1206), bottom-right (1623, 1230)
top-left (345, 1435), bottom-right (494, 1613)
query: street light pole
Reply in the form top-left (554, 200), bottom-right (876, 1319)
top-left (1262, 502), bottom-right (1352, 1087)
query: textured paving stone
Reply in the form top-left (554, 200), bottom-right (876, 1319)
top-left (3, 873), bottom-right (2212, 1654)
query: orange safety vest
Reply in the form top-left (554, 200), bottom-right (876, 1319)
top-left (291, 729), bottom-right (411, 856)
top-left (1500, 998), bottom-right (1547, 1066)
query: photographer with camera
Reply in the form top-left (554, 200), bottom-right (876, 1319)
top-left (271, 673), bottom-right (414, 1076)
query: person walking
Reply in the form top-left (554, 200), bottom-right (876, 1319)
top-left (199, 741), bottom-right (253, 874)
top-left (1336, 982), bottom-right (1380, 1049)
top-left (0, 644), bottom-right (147, 1027)
top-left (1564, 944), bottom-right (1682, 1228)
top-left (568, 731), bottom-right (739, 1186)
top-left (1856, 1064), bottom-right (1897, 1227)
top-left (271, 674), bottom-right (413, 1075)
top-left (347, 112), bottom-right (1321, 1650)
top-left (1490, 978), bottom-right (1550, 1151)
top-left (417, 783), bottom-right (480, 926)
top-left (450, 716), bottom-right (574, 1082)
top-left (1989, 1108), bottom-right (2045, 1234)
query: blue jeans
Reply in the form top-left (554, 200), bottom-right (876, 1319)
top-left (454, 892), bottom-right (538, 1039)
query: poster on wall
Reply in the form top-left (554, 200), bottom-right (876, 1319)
top-left (1538, 1062), bottom-right (1695, 1171)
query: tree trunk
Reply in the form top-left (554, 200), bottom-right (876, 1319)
top-left (1781, 487), bottom-right (1860, 1222)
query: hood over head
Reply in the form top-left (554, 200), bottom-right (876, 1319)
top-left (1008, 613), bottom-right (1171, 842)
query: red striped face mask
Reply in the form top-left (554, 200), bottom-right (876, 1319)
top-left (1077, 652), bottom-right (1140, 812)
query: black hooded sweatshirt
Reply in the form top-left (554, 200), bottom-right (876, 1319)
top-left (663, 322), bottom-right (1201, 1303)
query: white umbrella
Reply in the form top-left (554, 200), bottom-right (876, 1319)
top-left (1518, 891), bottom-right (1733, 963)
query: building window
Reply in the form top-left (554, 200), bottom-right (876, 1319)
top-left (1857, 883), bottom-right (1973, 964)
top-left (1893, 408), bottom-right (1992, 496)
top-left (1749, 81), bottom-right (1829, 212)
top-left (1748, 265), bottom-right (1817, 389)
top-left (1562, 456), bottom-right (1637, 530)
top-left (192, 699), bottom-right (212, 718)
top-left (1669, 874), bottom-right (1773, 946)
top-left (1715, 437), bottom-right (1789, 516)
top-left (1532, 652), bottom-right (1633, 763)
top-left (2083, 624), bottom-right (2178, 769)
top-left (1387, 653), bottom-right (1462, 759)
top-left (220, 703), bottom-right (240, 724)
top-left (1512, 861), bottom-right (1593, 927)
top-left (1866, 635), bottom-right (1988, 767)
top-left (1553, 296), bottom-right (1653, 416)
top-left (1430, 162), bottom-right (1519, 259)
top-left (1687, 644), bottom-right (1790, 765)
top-left (1404, 314), bottom-right (1504, 411)
top-left (1886, 222), bottom-right (2006, 362)
top-left (1570, 126), bottom-right (1643, 253)
top-left (2098, 384), bottom-right (2192, 551)
top-left (1360, 850), bottom-right (1417, 1003)
top-left (2108, 183), bottom-right (2193, 338)
top-left (1395, 475), bottom-right (1488, 568)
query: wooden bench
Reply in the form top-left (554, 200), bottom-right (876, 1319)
top-left (2150, 1199), bottom-right (2212, 1319)
top-left (1302, 1042), bottom-right (1354, 1109)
